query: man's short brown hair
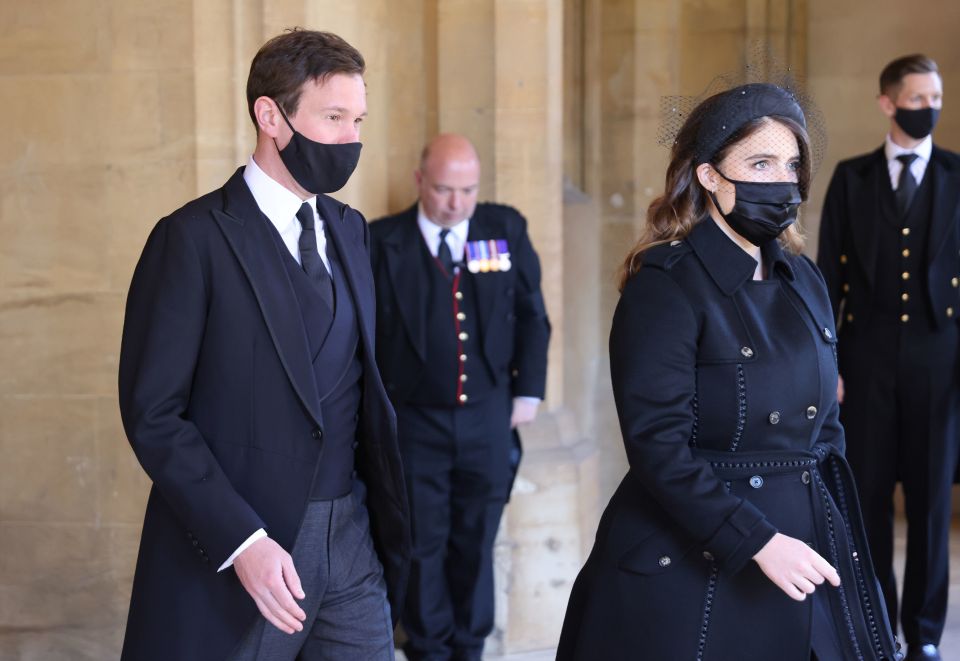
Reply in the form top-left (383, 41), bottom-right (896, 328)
top-left (879, 54), bottom-right (939, 98)
top-left (246, 28), bottom-right (365, 129)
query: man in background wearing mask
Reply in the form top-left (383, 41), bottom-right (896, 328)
top-left (818, 54), bottom-right (960, 661)
top-left (369, 134), bottom-right (550, 661)
top-left (118, 29), bottom-right (409, 661)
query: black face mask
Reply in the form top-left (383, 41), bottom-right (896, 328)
top-left (894, 106), bottom-right (940, 140)
top-left (274, 104), bottom-right (362, 194)
top-left (709, 171), bottom-right (802, 247)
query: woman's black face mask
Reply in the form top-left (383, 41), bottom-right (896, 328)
top-left (708, 169), bottom-right (802, 247)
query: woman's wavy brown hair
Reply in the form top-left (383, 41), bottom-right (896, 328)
top-left (617, 95), bottom-right (811, 291)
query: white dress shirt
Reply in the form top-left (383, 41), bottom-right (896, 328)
top-left (217, 157), bottom-right (336, 573)
top-left (243, 155), bottom-right (332, 274)
top-left (885, 133), bottom-right (932, 191)
top-left (417, 205), bottom-right (469, 264)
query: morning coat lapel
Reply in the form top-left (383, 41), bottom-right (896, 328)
top-left (926, 147), bottom-right (960, 262)
top-left (381, 206), bottom-right (428, 363)
top-left (314, 194), bottom-right (377, 355)
top-left (847, 148), bottom-right (886, 288)
top-left (212, 168), bottom-right (323, 427)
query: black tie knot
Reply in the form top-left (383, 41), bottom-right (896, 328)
top-left (296, 202), bottom-right (315, 230)
top-left (897, 153), bottom-right (918, 168)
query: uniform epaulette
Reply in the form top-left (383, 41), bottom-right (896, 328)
top-left (639, 239), bottom-right (692, 271)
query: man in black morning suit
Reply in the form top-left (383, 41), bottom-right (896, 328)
top-left (818, 54), bottom-right (960, 661)
top-left (369, 134), bottom-right (551, 661)
top-left (118, 31), bottom-right (409, 661)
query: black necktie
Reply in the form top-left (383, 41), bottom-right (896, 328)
top-left (437, 228), bottom-right (455, 276)
top-left (896, 153), bottom-right (919, 217)
top-left (296, 202), bottom-right (335, 309)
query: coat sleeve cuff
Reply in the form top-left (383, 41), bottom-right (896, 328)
top-left (704, 500), bottom-right (778, 574)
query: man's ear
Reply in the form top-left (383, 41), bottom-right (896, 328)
top-left (254, 96), bottom-right (284, 139)
top-left (877, 93), bottom-right (897, 119)
top-left (696, 163), bottom-right (718, 192)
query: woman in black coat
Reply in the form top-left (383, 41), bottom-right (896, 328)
top-left (557, 84), bottom-right (902, 661)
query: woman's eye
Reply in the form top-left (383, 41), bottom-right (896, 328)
top-left (787, 161), bottom-right (800, 171)
top-left (752, 160), bottom-right (769, 170)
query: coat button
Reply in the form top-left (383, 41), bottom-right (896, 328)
top-left (806, 406), bottom-right (817, 419)
top-left (952, 277), bottom-right (959, 288)
top-left (740, 346), bottom-right (753, 358)
top-left (948, 307), bottom-right (955, 318)
top-left (901, 292), bottom-right (910, 302)
top-left (846, 313), bottom-right (854, 323)
top-left (842, 283), bottom-right (850, 293)
top-left (312, 429), bottom-right (323, 440)
top-left (901, 271), bottom-right (910, 281)
top-left (840, 254), bottom-right (848, 264)
top-left (456, 312), bottom-right (467, 321)
top-left (901, 313), bottom-right (910, 323)
top-left (458, 331), bottom-right (469, 341)
top-left (702, 551), bottom-right (714, 561)
top-left (768, 411), bottom-right (781, 425)
top-left (459, 394), bottom-right (469, 403)
top-left (460, 374), bottom-right (468, 382)
top-left (454, 291), bottom-right (464, 300)
top-left (460, 353), bottom-right (468, 362)
top-left (749, 475), bottom-right (763, 488)
top-left (902, 248), bottom-right (911, 258)
top-left (658, 556), bottom-right (672, 567)
top-left (822, 327), bottom-right (833, 340)
top-left (801, 471), bottom-right (811, 485)
top-left (902, 227), bottom-right (911, 236)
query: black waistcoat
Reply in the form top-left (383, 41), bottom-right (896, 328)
top-left (407, 239), bottom-right (495, 407)
top-left (874, 168), bottom-right (934, 328)
top-left (270, 222), bottom-right (362, 500)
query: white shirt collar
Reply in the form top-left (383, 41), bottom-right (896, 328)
top-left (242, 155), bottom-right (318, 235)
top-left (884, 133), bottom-right (932, 164)
top-left (416, 203), bottom-right (469, 260)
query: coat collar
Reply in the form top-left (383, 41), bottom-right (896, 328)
top-left (686, 216), bottom-right (795, 296)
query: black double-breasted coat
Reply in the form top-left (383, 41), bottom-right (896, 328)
top-left (117, 169), bottom-right (410, 661)
top-left (558, 218), bottom-right (900, 661)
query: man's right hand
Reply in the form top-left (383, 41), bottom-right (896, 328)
top-left (233, 536), bottom-right (306, 634)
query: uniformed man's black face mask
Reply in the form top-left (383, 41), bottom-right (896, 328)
top-left (709, 170), bottom-right (802, 247)
top-left (274, 103), bottom-right (362, 194)
top-left (894, 106), bottom-right (940, 140)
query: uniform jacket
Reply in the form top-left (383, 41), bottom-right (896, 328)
top-left (558, 218), bottom-right (900, 661)
top-left (817, 145), bottom-right (960, 331)
top-left (368, 203), bottom-right (551, 404)
top-left (118, 169), bottom-right (411, 661)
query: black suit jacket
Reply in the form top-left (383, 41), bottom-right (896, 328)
top-left (118, 168), bottom-right (410, 661)
top-left (368, 203), bottom-right (550, 404)
top-left (817, 145), bottom-right (960, 330)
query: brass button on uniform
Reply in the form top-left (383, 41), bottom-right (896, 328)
top-left (840, 254), bottom-right (848, 264)
top-left (806, 406), bottom-right (818, 419)
top-left (458, 393), bottom-right (469, 403)
top-left (658, 556), bottom-right (672, 567)
top-left (454, 291), bottom-right (464, 301)
top-left (901, 292), bottom-right (910, 302)
top-left (901, 313), bottom-right (910, 323)
top-left (749, 476), bottom-right (764, 489)
top-left (460, 374), bottom-right (468, 382)
top-left (458, 331), bottom-right (469, 341)
top-left (948, 307), bottom-right (955, 318)
top-left (768, 411), bottom-right (781, 425)
top-left (846, 313), bottom-right (854, 323)
top-left (460, 353), bottom-right (468, 362)
top-left (902, 227), bottom-right (911, 237)
top-left (456, 312), bottom-right (467, 321)
top-left (952, 277), bottom-right (959, 288)
top-left (740, 346), bottom-right (754, 358)
top-left (801, 471), bottom-right (811, 485)
top-left (901, 271), bottom-right (910, 281)
top-left (843, 283), bottom-right (850, 293)
top-left (902, 248), bottom-right (911, 258)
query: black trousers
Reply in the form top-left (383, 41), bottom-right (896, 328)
top-left (396, 393), bottom-right (513, 661)
top-left (839, 317), bottom-right (960, 646)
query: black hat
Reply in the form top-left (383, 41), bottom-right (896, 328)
top-left (694, 83), bottom-right (806, 164)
